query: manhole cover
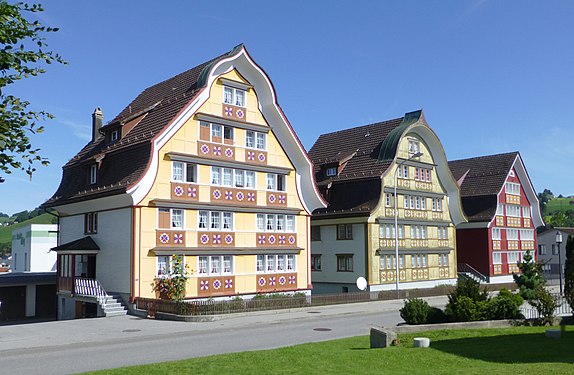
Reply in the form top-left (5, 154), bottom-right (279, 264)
top-left (122, 329), bottom-right (141, 333)
top-left (313, 328), bottom-right (332, 332)
top-left (307, 311), bottom-right (321, 314)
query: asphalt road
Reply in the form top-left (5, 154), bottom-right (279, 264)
top-left (0, 296), bottom-right (448, 374)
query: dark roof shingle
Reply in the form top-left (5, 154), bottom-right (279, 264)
top-left (308, 116), bottom-right (407, 217)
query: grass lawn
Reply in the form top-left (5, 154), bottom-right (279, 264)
top-left (546, 197), bottom-right (574, 213)
top-left (83, 326), bottom-right (574, 375)
top-left (0, 213), bottom-right (54, 244)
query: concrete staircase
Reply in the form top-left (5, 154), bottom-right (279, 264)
top-left (100, 295), bottom-right (128, 317)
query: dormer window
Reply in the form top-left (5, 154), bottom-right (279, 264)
top-left (111, 130), bottom-right (119, 142)
top-left (89, 164), bottom-right (97, 184)
top-left (326, 167), bottom-right (337, 177)
top-left (223, 86), bottom-right (246, 107)
top-left (408, 139), bottom-right (420, 156)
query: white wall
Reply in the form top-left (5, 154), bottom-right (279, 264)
top-left (11, 224), bottom-right (58, 272)
top-left (60, 208), bottom-right (132, 294)
top-left (311, 223), bottom-right (366, 284)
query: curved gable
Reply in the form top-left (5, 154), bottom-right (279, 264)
top-left (379, 113), bottom-right (467, 225)
top-left (128, 45), bottom-right (326, 214)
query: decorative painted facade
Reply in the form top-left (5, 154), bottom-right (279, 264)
top-left (308, 111), bottom-right (466, 294)
top-left (449, 152), bottom-right (544, 284)
top-left (44, 45), bottom-right (325, 318)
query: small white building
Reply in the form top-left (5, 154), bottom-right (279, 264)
top-left (11, 224), bottom-right (58, 272)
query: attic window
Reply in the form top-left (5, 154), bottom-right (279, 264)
top-left (89, 164), bottom-right (97, 185)
top-left (326, 167), bottom-right (337, 177)
top-left (408, 139), bottom-right (420, 156)
top-left (111, 130), bottom-right (119, 142)
top-left (223, 86), bottom-right (246, 107)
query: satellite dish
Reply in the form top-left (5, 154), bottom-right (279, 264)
top-left (356, 277), bottom-right (368, 291)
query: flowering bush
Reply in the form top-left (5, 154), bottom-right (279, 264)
top-left (152, 255), bottom-right (189, 301)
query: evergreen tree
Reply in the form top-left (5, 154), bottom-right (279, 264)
top-left (564, 234), bottom-right (574, 312)
top-left (513, 250), bottom-right (546, 300)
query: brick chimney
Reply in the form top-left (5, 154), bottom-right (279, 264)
top-left (92, 107), bottom-right (104, 142)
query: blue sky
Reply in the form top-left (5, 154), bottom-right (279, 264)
top-left (2, 0), bottom-right (573, 215)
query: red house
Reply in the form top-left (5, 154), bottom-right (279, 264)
top-left (448, 152), bottom-right (544, 284)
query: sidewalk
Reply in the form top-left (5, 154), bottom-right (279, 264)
top-left (0, 295), bottom-right (448, 353)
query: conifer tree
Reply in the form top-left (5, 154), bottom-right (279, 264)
top-left (513, 250), bottom-right (546, 300)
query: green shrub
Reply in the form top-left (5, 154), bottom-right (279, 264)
top-left (400, 298), bottom-right (431, 325)
top-left (445, 277), bottom-right (490, 322)
top-left (529, 286), bottom-right (559, 326)
top-left (428, 307), bottom-right (448, 323)
top-left (445, 295), bottom-right (488, 322)
top-left (486, 289), bottom-right (524, 320)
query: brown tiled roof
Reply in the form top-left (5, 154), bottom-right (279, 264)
top-left (308, 117), bottom-right (405, 217)
top-left (307, 117), bottom-right (403, 186)
top-left (44, 47), bottom-right (238, 207)
top-left (448, 152), bottom-right (518, 222)
top-left (313, 178), bottom-right (382, 218)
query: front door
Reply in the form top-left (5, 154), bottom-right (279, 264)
top-left (87, 255), bottom-right (96, 279)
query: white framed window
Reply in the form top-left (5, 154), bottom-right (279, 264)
top-left (431, 198), bottom-right (442, 212)
top-left (505, 182), bottom-right (520, 195)
top-left (506, 205), bottom-right (521, 217)
top-left (257, 214), bottom-right (296, 232)
top-left (171, 209), bottom-right (184, 229)
top-left (258, 254), bottom-right (296, 273)
top-left (286, 216), bottom-right (295, 232)
top-left (211, 167), bottom-right (221, 185)
top-left (223, 86), bottom-right (246, 107)
top-left (492, 228), bottom-right (501, 240)
top-left (411, 254), bottom-right (428, 268)
top-left (326, 167), bottom-right (337, 177)
top-left (89, 164), bottom-right (97, 185)
top-left (156, 255), bottom-right (184, 277)
top-left (438, 254), bottom-right (449, 267)
top-left (496, 204), bottom-right (504, 216)
top-left (200, 121), bottom-right (234, 143)
top-left (520, 229), bottom-right (534, 241)
top-left (266, 173), bottom-right (286, 191)
top-left (507, 251), bottom-right (520, 264)
top-left (198, 255), bottom-right (234, 276)
top-left (198, 211), bottom-right (233, 231)
top-left (492, 252), bottom-right (502, 264)
top-left (507, 229), bottom-right (519, 240)
top-left (246, 130), bottom-right (266, 150)
top-left (397, 165), bottom-right (409, 179)
top-left (256, 255), bottom-right (265, 272)
top-left (522, 206), bottom-right (531, 218)
top-left (380, 224), bottom-right (403, 239)
top-left (211, 167), bottom-right (255, 188)
top-left (538, 244), bottom-right (547, 255)
top-left (172, 161), bottom-right (197, 183)
top-left (438, 226), bottom-right (448, 239)
top-left (410, 225), bottom-right (427, 239)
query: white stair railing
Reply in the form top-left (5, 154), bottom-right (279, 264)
top-left (74, 277), bottom-right (108, 304)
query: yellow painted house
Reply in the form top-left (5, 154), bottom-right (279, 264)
top-left (45, 45), bottom-right (325, 319)
top-left (308, 111), bottom-right (467, 294)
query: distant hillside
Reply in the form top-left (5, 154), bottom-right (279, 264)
top-left (545, 197), bottom-right (574, 214)
top-left (0, 213), bottom-right (56, 246)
